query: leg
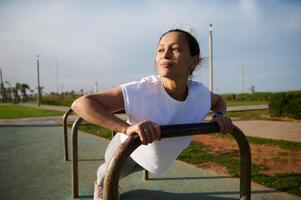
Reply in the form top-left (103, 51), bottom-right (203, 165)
top-left (96, 133), bottom-right (143, 186)
top-left (96, 133), bottom-right (122, 186)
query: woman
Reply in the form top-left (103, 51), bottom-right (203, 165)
top-left (72, 29), bottom-right (233, 200)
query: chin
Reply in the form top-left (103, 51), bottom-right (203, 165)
top-left (159, 74), bottom-right (177, 80)
top-left (157, 71), bottom-right (169, 78)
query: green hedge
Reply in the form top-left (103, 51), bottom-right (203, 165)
top-left (222, 92), bottom-right (272, 101)
top-left (41, 94), bottom-right (80, 107)
top-left (269, 91), bottom-right (301, 119)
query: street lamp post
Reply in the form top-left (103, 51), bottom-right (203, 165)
top-left (0, 68), bottom-right (4, 102)
top-left (36, 55), bottom-right (41, 106)
top-left (241, 64), bottom-right (245, 93)
top-left (208, 24), bottom-right (214, 92)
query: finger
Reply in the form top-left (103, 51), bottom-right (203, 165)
top-left (225, 117), bottom-right (231, 133)
top-left (138, 130), bottom-right (147, 145)
top-left (216, 118), bottom-right (225, 133)
top-left (146, 123), bottom-right (156, 143)
top-left (227, 118), bottom-right (233, 133)
top-left (142, 124), bottom-right (151, 144)
top-left (221, 117), bottom-right (228, 133)
top-left (153, 123), bottom-right (161, 140)
top-left (137, 124), bottom-right (148, 145)
top-left (224, 117), bottom-right (233, 133)
top-left (149, 122), bottom-right (160, 140)
top-left (222, 118), bottom-right (229, 134)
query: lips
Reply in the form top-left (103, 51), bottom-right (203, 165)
top-left (160, 61), bottom-right (173, 68)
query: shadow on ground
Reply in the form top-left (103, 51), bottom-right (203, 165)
top-left (121, 189), bottom-right (281, 200)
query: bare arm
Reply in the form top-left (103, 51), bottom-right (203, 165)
top-left (210, 92), bottom-right (233, 133)
top-left (71, 87), bottom-right (129, 133)
top-left (71, 87), bottom-right (160, 145)
top-left (211, 92), bottom-right (227, 113)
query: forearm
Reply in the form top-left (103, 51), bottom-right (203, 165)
top-left (71, 96), bottom-right (129, 133)
top-left (211, 94), bottom-right (227, 113)
top-left (210, 93), bottom-right (233, 133)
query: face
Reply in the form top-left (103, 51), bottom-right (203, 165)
top-left (156, 31), bottom-right (199, 80)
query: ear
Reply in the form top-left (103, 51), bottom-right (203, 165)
top-left (189, 55), bottom-right (200, 71)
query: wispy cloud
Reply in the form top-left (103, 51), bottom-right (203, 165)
top-left (0, 0), bottom-right (300, 93)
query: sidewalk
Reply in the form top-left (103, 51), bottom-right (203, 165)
top-left (234, 120), bottom-right (301, 142)
top-left (1, 125), bottom-right (300, 200)
top-left (20, 103), bottom-right (269, 112)
top-left (17, 103), bottom-right (301, 142)
top-left (20, 103), bottom-right (70, 112)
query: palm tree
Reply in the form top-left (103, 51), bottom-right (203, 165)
top-left (0, 82), bottom-right (5, 102)
top-left (20, 83), bottom-right (30, 102)
top-left (15, 83), bottom-right (23, 103)
top-left (5, 81), bottom-right (11, 102)
top-left (13, 83), bottom-right (22, 103)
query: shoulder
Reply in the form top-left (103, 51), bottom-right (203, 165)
top-left (121, 75), bottom-right (159, 90)
top-left (188, 80), bottom-right (209, 92)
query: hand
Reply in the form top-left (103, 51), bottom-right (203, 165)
top-left (211, 115), bottom-right (233, 134)
top-left (124, 120), bottom-right (161, 145)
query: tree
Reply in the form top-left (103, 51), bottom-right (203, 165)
top-left (15, 82), bottom-right (24, 103)
top-left (249, 85), bottom-right (256, 94)
top-left (5, 81), bottom-right (12, 102)
top-left (20, 83), bottom-right (30, 102)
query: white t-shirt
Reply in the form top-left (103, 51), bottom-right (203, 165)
top-left (120, 75), bottom-right (211, 174)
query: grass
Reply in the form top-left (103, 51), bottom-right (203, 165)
top-left (213, 133), bottom-right (301, 151)
top-left (252, 173), bottom-right (301, 196)
top-left (77, 124), bottom-right (113, 139)
top-left (226, 100), bottom-right (268, 107)
top-left (75, 123), bottom-right (301, 196)
top-left (0, 104), bottom-right (64, 119)
top-left (177, 141), bottom-right (301, 196)
top-left (3, 99), bottom-right (299, 196)
top-left (226, 109), bottom-right (297, 121)
top-left (246, 136), bottom-right (301, 151)
top-left (75, 123), bottom-right (301, 197)
top-left (177, 142), bottom-right (265, 176)
top-left (227, 110), bottom-right (270, 120)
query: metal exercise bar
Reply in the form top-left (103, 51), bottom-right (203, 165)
top-left (62, 108), bottom-right (73, 161)
top-left (71, 114), bottom-right (149, 198)
top-left (103, 123), bottom-right (251, 200)
top-left (71, 116), bottom-right (83, 199)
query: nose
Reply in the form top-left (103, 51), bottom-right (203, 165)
top-left (162, 48), bottom-right (172, 59)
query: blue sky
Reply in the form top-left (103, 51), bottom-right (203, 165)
top-left (0, 0), bottom-right (300, 93)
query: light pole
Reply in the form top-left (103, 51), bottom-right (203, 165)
top-left (95, 81), bottom-right (98, 93)
top-left (0, 68), bottom-right (3, 87)
top-left (208, 24), bottom-right (214, 92)
top-left (241, 64), bottom-right (245, 93)
top-left (0, 68), bottom-right (4, 102)
top-left (36, 55), bottom-right (41, 106)
top-left (56, 58), bottom-right (59, 94)
top-left (0, 68), bottom-right (4, 90)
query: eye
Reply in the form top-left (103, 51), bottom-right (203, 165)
top-left (157, 48), bottom-right (164, 53)
top-left (172, 47), bottom-right (181, 52)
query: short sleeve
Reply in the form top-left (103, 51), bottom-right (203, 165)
top-left (120, 81), bottom-right (135, 119)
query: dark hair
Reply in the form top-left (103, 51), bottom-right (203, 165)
top-left (159, 29), bottom-right (200, 57)
top-left (159, 29), bottom-right (202, 75)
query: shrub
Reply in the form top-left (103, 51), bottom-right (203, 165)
top-left (269, 91), bottom-right (301, 119)
top-left (222, 92), bottom-right (272, 102)
top-left (41, 94), bottom-right (81, 107)
top-left (287, 97), bottom-right (301, 119)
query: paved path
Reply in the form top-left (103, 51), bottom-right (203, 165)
top-left (20, 103), bottom-right (269, 112)
top-left (228, 104), bottom-right (269, 112)
top-left (10, 103), bottom-right (301, 142)
top-left (1, 125), bottom-right (300, 200)
top-left (234, 120), bottom-right (301, 142)
top-left (20, 103), bottom-right (70, 112)
top-left (0, 116), bottom-right (77, 126)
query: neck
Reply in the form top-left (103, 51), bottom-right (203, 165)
top-left (161, 77), bottom-right (188, 101)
